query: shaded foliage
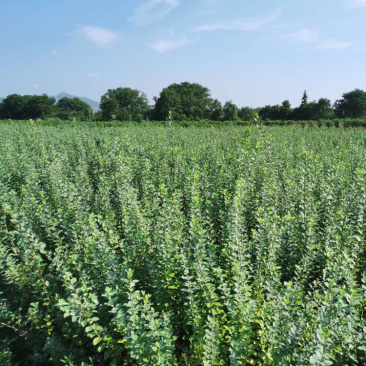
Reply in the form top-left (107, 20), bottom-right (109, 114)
top-left (100, 87), bottom-right (150, 121)
top-left (153, 82), bottom-right (212, 120)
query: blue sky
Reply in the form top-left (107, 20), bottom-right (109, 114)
top-left (0, 0), bottom-right (365, 108)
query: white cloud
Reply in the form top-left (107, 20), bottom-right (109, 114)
top-left (192, 10), bottom-right (280, 32)
top-left (346, 0), bottom-right (366, 7)
top-left (288, 29), bottom-right (319, 43)
top-left (87, 72), bottom-right (99, 78)
top-left (287, 28), bottom-right (353, 51)
top-left (317, 40), bottom-right (354, 49)
top-left (33, 84), bottom-right (39, 91)
top-left (150, 36), bottom-right (199, 53)
top-left (130, 0), bottom-right (180, 25)
top-left (78, 26), bottom-right (118, 48)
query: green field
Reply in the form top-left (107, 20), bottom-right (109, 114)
top-left (1, 122), bottom-right (366, 365)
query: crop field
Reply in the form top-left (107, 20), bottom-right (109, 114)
top-left (1, 122), bottom-right (366, 365)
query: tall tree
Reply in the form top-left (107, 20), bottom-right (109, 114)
top-left (1, 94), bottom-right (26, 119)
top-left (301, 90), bottom-right (308, 107)
top-left (56, 97), bottom-right (93, 121)
top-left (293, 91), bottom-right (311, 120)
top-left (280, 100), bottom-right (292, 120)
top-left (238, 106), bottom-right (257, 121)
top-left (100, 87), bottom-right (149, 121)
top-left (334, 89), bottom-right (366, 118)
top-left (153, 82), bottom-right (212, 120)
top-left (309, 98), bottom-right (334, 120)
top-left (23, 94), bottom-right (56, 119)
top-left (209, 99), bottom-right (223, 121)
top-left (223, 101), bottom-right (239, 121)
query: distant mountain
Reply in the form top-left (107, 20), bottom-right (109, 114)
top-left (54, 92), bottom-right (100, 112)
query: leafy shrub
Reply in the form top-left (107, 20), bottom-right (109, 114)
top-left (0, 123), bottom-right (365, 365)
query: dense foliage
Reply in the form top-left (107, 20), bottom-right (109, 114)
top-left (100, 88), bottom-right (150, 122)
top-left (152, 82), bottom-right (212, 121)
top-left (56, 98), bottom-right (93, 121)
top-left (0, 94), bottom-right (56, 120)
top-left (0, 95), bottom-right (93, 121)
top-left (1, 123), bottom-right (366, 365)
top-left (1, 86), bottom-right (366, 122)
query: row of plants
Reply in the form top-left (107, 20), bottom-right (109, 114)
top-left (3, 118), bottom-right (366, 128)
top-left (0, 123), bottom-right (366, 365)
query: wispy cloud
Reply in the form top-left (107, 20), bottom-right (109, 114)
top-left (287, 28), bottom-right (353, 50)
top-left (317, 40), bottom-right (354, 49)
top-left (130, 0), bottom-right (180, 25)
top-left (33, 84), bottom-right (39, 91)
top-left (150, 36), bottom-right (199, 53)
top-left (87, 72), bottom-right (99, 79)
top-left (346, 0), bottom-right (366, 7)
top-left (288, 29), bottom-right (319, 43)
top-left (77, 26), bottom-right (118, 48)
top-left (192, 10), bottom-right (280, 32)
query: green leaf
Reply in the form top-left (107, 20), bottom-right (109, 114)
top-left (93, 337), bottom-right (102, 346)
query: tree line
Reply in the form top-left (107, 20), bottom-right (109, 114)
top-left (1, 82), bottom-right (366, 121)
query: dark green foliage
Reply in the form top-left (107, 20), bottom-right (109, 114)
top-left (153, 82), bottom-right (212, 120)
top-left (0, 94), bottom-right (26, 119)
top-left (261, 100), bottom-right (295, 121)
top-left (1, 87), bottom-right (366, 123)
top-left (209, 99), bottom-right (223, 121)
top-left (334, 89), bottom-right (366, 118)
top-left (223, 101), bottom-right (239, 121)
top-left (261, 95), bottom-right (334, 121)
top-left (0, 94), bottom-right (56, 119)
top-left (56, 97), bottom-right (93, 121)
top-left (100, 87), bottom-right (150, 121)
top-left (238, 106), bottom-right (257, 121)
top-left (0, 123), bottom-right (366, 365)
top-left (259, 104), bottom-right (285, 120)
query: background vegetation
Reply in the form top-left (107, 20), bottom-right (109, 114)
top-left (1, 123), bottom-right (366, 365)
top-left (1, 83), bottom-right (366, 123)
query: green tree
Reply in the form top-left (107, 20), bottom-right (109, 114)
top-left (1, 94), bottom-right (26, 119)
top-left (223, 101), bottom-right (239, 121)
top-left (258, 101), bottom-right (292, 121)
top-left (223, 100), bottom-right (239, 121)
top-left (100, 98), bottom-right (118, 121)
top-left (238, 107), bottom-right (257, 121)
top-left (300, 90), bottom-right (308, 107)
top-left (209, 99), bottom-right (223, 121)
top-left (153, 82), bottom-right (212, 120)
top-left (56, 97), bottom-right (93, 121)
top-left (23, 94), bottom-right (56, 119)
top-left (309, 98), bottom-right (334, 120)
top-left (280, 100), bottom-right (292, 120)
top-left (293, 91), bottom-right (311, 120)
top-left (100, 87), bottom-right (149, 121)
top-left (0, 94), bottom-right (55, 119)
top-left (259, 105), bottom-right (283, 120)
top-left (334, 89), bottom-right (366, 118)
